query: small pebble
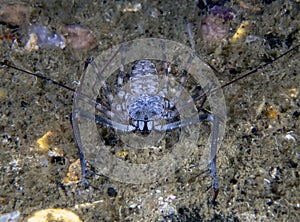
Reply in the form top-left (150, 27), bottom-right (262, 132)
top-left (25, 33), bottom-right (39, 51)
top-left (36, 131), bottom-right (53, 151)
top-left (0, 211), bottom-right (20, 222)
top-left (122, 3), bottom-right (142, 12)
top-left (61, 25), bottom-right (97, 50)
top-left (62, 159), bottom-right (82, 185)
top-left (32, 24), bottom-right (65, 48)
top-left (239, 1), bottom-right (261, 13)
top-left (246, 35), bottom-right (259, 43)
top-left (198, 15), bottom-right (230, 41)
top-left (107, 187), bottom-right (118, 197)
top-left (25, 24), bottom-right (66, 51)
top-left (0, 3), bottom-right (31, 25)
top-left (27, 208), bottom-right (82, 222)
top-left (231, 21), bottom-right (250, 43)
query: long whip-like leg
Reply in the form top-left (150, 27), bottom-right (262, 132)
top-left (209, 115), bottom-right (220, 202)
top-left (71, 110), bottom-right (89, 188)
top-left (157, 111), bottom-right (221, 201)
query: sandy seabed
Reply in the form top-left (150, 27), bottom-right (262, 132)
top-left (0, 0), bottom-right (299, 221)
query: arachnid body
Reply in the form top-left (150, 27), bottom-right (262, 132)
top-left (71, 38), bottom-right (226, 201)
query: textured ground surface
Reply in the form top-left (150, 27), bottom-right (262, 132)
top-left (0, 0), bottom-right (299, 221)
